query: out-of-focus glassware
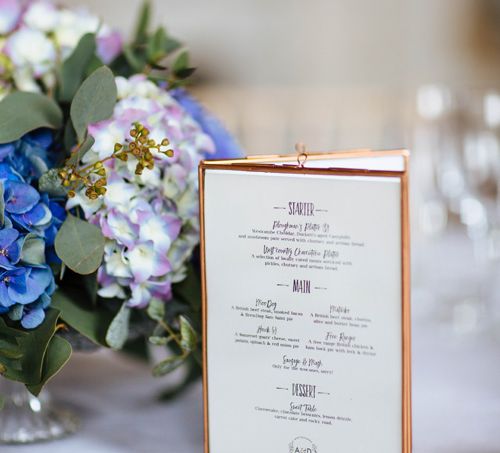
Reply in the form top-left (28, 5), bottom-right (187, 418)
top-left (0, 377), bottom-right (78, 444)
top-left (412, 84), bottom-right (500, 335)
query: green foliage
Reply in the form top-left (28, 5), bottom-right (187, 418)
top-left (146, 263), bottom-right (202, 383)
top-left (67, 134), bottom-right (95, 167)
top-left (70, 66), bottom-right (117, 142)
top-left (51, 287), bottom-right (114, 346)
top-left (172, 51), bottom-right (196, 81)
top-left (0, 310), bottom-right (72, 396)
top-left (59, 33), bottom-right (98, 102)
top-left (26, 336), bottom-right (72, 396)
top-left (152, 355), bottom-right (185, 377)
top-left (133, 0), bottom-right (151, 46)
top-left (0, 92), bottom-right (63, 144)
top-left (55, 213), bottom-right (105, 275)
top-left (105, 302), bottom-right (131, 350)
top-left (113, 0), bottom-right (191, 87)
top-left (179, 316), bottom-right (197, 352)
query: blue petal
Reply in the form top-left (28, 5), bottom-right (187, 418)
top-left (0, 163), bottom-right (22, 182)
top-left (4, 180), bottom-right (40, 214)
top-left (0, 143), bottom-right (15, 160)
top-left (0, 228), bottom-right (19, 249)
top-left (0, 282), bottom-right (13, 308)
top-left (20, 304), bottom-right (45, 329)
top-left (24, 129), bottom-right (53, 149)
top-left (11, 202), bottom-right (51, 231)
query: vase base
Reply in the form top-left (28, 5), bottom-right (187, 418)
top-left (0, 383), bottom-right (79, 444)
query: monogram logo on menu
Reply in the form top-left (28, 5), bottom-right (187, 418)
top-left (288, 436), bottom-right (318, 453)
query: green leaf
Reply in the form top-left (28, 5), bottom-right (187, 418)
top-left (152, 355), bottom-right (185, 377)
top-left (147, 27), bottom-right (166, 62)
top-left (123, 44), bottom-right (147, 73)
top-left (21, 234), bottom-right (46, 265)
top-left (27, 335), bottom-right (72, 397)
top-left (16, 309), bottom-right (60, 386)
top-left (173, 51), bottom-right (189, 73)
top-left (164, 37), bottom-right (182, 54)
top-left (0, 309), bottom-right (61, 388)
top-left (55, 213), bottom-right (105, 275)
top-left (0, 92), bottom-right (63, 144)
top-left (67, 134), bottom-right (95, 166)
top-left (70, 66), bottom-right (117, 142)
top-left (149, 336), bottom-right (169, 346)
top-left (38, 169), bottom-right (66, 196)
top-left (105, 302), bottom-right (131, 350)
top-left (179, 315), bottom-right (197, 352)
top-left (51, 288), bottom-right (114, 346)
top-left (134, 0), bottom-right (151, 45)
top-left (59, 33), bottom-right (97, 102)
top-left (147, 298), bottom-right (165, 322)
top-left (172, 262), bottom-right (202, 311)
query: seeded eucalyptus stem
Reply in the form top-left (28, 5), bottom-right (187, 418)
top-left (58, 122), bottom-right (173, 200)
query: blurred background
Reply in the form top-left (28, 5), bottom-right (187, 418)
top-left (44, 1), bottom-right (500, 451)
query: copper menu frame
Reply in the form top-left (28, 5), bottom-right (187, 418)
top-left (198, 149), bottom-right (411, 453)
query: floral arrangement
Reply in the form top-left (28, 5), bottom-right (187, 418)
top-left (0, 0), bottom-right (241, 396)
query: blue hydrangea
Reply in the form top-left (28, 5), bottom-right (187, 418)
top-left (0, 130), bottom-right (62, 329)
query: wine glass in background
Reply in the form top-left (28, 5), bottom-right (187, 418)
top-left (412, 85), bottom-right (500, 334)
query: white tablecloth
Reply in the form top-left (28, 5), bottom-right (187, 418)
top-left (3, 231), bottom-right (500, 453)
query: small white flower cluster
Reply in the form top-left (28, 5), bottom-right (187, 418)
top-left (0, 0), bottom-right (121, 96)
top-left (68, 75), bottom-right (215, 308)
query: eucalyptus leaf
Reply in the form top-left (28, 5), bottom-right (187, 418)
top-left (179, 316), bottom-right (197, 352)
top-left (105, 302), bottom-right (131, 350)
top-left (152, 355), bottom-right (185, 377)
top-left (149, 336), bottom-right (169, 346)
top-left (147, 298), bottom-right (165, 322)
top-left (38, 169), bottom-right (66, 196)
top-left (70, 66), bottom-right (117, 142)
top-left (67, 134), bottom-right (95, 166)
top-left (0, 92), bottom-right (63, 143)
top-left (59, 33), bottom-right (97, 102)
top-left (55, 213), bottom-right (105, 275)
top-left (63, 120), bottom-right (77, 152)
top-left (21, 234), bottom-right (46, 265)
top-left (51, 288), bottom-right (114, 346)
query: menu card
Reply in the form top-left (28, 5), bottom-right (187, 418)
top-left (199, 150), bottom-right (411, 453)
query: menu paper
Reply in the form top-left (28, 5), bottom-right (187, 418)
top-left (200, 150), bottom-right (411, 453)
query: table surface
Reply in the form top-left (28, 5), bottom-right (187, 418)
top-left (4, 230), bottom-right (500, 453)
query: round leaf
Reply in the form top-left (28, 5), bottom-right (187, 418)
top-left (0, 92), bottom-right (63, 144)
top-left (55, 213), bottom-right (105, 275)
top-left (70, 66), bottom-right (117, 142)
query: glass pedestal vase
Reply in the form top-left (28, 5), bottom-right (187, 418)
top-left (0, 378), bottom-right (78, 444)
